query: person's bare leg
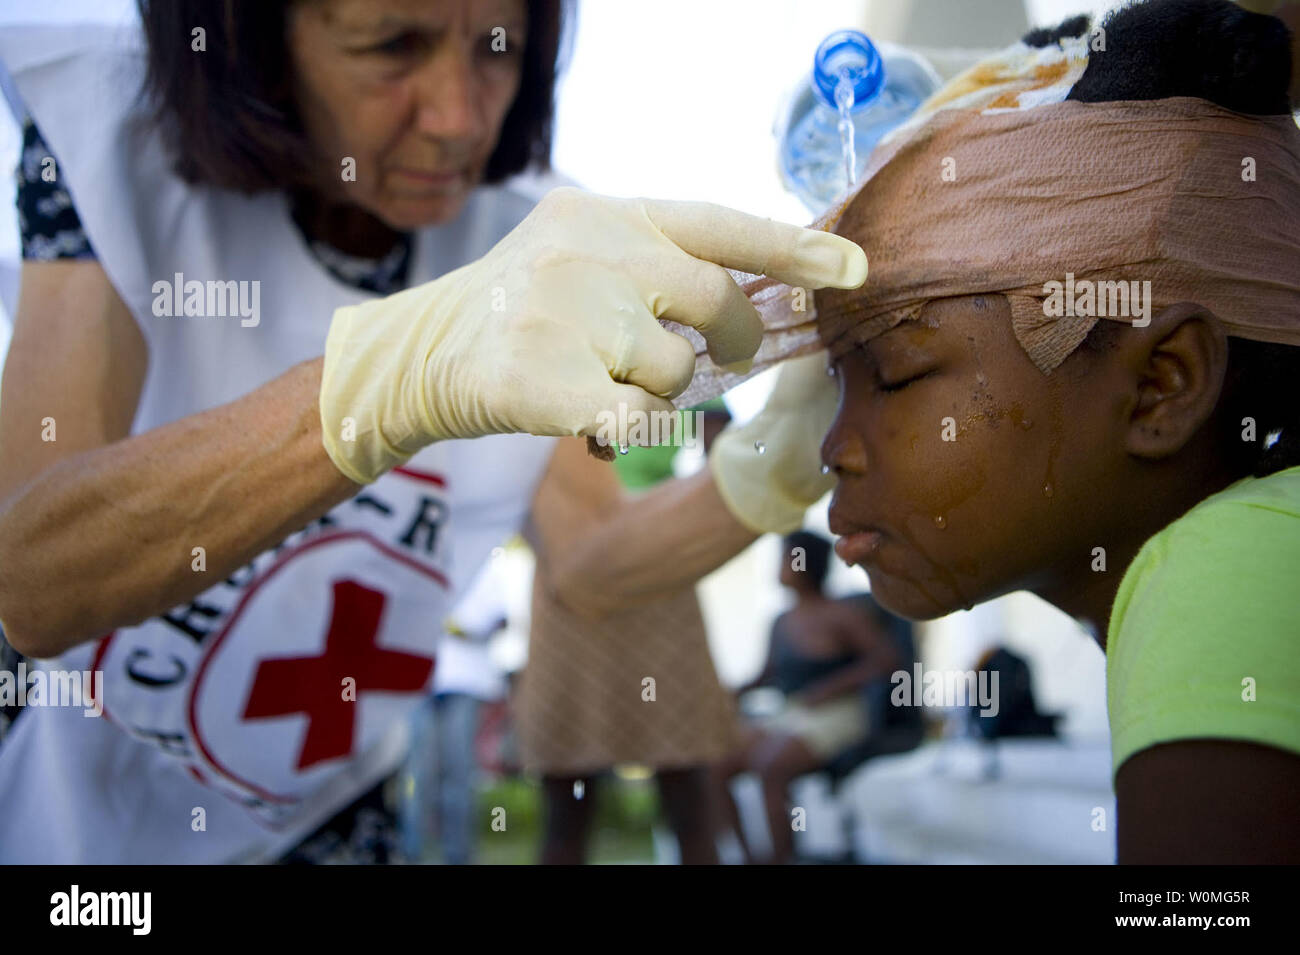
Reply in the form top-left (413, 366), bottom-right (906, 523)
top-left (710, 762), bottom-right (750, 861)
top-left (655, 766), bottom-right (717, 864)
top-left (540, 774), bottom-right (598, 865)
top-left (711, 725), bottom-right (765, 863)
top-left (754, 735), bottom-right (822, 864)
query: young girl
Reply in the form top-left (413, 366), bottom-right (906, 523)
top-left (817, 0), bottom-right (1300, 863)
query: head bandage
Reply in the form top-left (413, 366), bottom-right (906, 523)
top-left (814, 95), bottom-right (1300, 372)
top-left (669, 34), bottom-right (1097, 405)
top-left (670, 36), bottom-right (1299, 409)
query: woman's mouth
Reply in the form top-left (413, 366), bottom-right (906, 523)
top-left (392, 168), bottom-right (467, 192)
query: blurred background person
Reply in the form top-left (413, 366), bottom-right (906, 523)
top-left (516, 411), bottom-right (739, 865)
top-left (714, 532), bottom-right (917, 864)
top-left (401, 558), bottom-right (511, 864)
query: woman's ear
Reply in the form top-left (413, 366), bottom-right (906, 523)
top-left (1118, 303), bottom-right (1230, 460)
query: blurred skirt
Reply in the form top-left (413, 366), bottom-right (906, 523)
top-left (516, 568), bottom-right (739, 776)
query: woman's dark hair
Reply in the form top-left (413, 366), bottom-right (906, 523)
top-left (136, 0), bottom-right (571, 194)
top-left (783, 531), bottom-right (832, 591)
top-left (1031, 0), bottom-right (1299, 478)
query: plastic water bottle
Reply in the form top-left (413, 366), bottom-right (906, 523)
top-left (777, 30), bottom-right (941, 214)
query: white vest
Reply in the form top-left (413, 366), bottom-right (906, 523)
top-left (0, 20), bottom-right (556, 862)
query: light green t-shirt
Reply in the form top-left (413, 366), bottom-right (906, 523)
top-left (1106, 464), bottom-right (1300, 780)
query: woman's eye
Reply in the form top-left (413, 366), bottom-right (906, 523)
top-left (367, 32), bottom-right (422, 57)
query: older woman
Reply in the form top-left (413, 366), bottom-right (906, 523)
top-left (0, 0), bottom-right (863, 862)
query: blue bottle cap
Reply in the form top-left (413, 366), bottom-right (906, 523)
top-left (812, 30), bottom-right (885, 111)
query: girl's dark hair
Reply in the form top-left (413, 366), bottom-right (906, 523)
top-left (1031, 0), bottom-right (1299, 478)
top-left (136, 0), bottom-right (571, 194)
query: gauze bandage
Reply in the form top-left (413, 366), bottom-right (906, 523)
top-left (815, 96), bottom-right (1300, 370)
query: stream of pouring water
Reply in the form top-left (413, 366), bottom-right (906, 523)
top-left (835, 70), bottom-right (857, 190)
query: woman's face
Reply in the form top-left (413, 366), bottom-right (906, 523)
top-left (288, 0), bottom-right (528, 230)
top-left (823, 294), bottom-right (1129, 620)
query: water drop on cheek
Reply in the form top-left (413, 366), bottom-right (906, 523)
top-left (820, 464), bottom-right (831, 475)
top-left (1043, 483), bottom-right (1054, 498)
top-left (933, 514), bottom-right (947, 529)
top-left (1019, 417), bottom-right (1034, 431)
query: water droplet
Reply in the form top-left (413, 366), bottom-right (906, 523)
top-left (820, 464), bottom-right (831, 475)
top-left (933, 515), bottom-right (947, 529)
top-left (754, 441), bottom-right (766, 455)
top-left (1019, 417), bottom-right (1033, 431)
top-left (1043, 483), bottom-right (1054, 498)
top-left (618, 444), bottom-right (629, 455)
top-left (573, 780), bottom-right (585, 800)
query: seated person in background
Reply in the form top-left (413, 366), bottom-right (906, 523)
top-left (968, 646), bottom-right (1059, 742)
top-left (712, 531), bottom-right (904, 864)
top-left (818, 0), bottom-right (1300, 862)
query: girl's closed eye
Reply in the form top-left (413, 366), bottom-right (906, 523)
top-left (875, 368), bottom-right (937, 394)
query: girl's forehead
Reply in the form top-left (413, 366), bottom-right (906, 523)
top-left (869, 298), bottom-right (986, 345)
top-left (868, 297), bottom-right (1039, 371)
top-left (918, 294), bottom-right (1006, 321)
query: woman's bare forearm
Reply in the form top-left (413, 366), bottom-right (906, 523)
top-left (550, 469), bottom-right (759, 617)
top-left (0, 358), bottom-right (358, 657)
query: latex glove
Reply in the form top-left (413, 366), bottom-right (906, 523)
top-left (320, 187), bottom-right (867, 484)
top-left (709, 351), bottom-right (839, 534)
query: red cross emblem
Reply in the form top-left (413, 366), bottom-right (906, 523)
top-left (242, 579), bottom-right (435, 769)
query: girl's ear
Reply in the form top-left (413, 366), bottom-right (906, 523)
top-left (1118, 303), bottom-right (1230, 460)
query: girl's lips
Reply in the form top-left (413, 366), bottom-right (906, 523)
top-left (834, 530), bottom-right (883, 566)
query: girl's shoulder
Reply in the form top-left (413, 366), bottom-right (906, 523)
top-left (1113, 465), bottom-right (1300, 622)
top-left (1105, 465), bottom-right (1300, 779)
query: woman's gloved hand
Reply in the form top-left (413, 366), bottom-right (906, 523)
top-left (709, 351), bottom-right (839, 534)
top-left (319, 187), bottom-right (867, 485)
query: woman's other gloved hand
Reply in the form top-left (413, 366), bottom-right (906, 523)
top-left (709, 351), bottom-right (840, 534)
top-left (319, 187), bottom-right (867, 484)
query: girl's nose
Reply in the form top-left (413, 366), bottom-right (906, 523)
top-left (821, 412), bottom-right (868, 476)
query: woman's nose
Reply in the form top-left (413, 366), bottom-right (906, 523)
top-left (821, 412), bottom-right (868, 476)
top-left (413, 45), bottom-right (485, 142)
